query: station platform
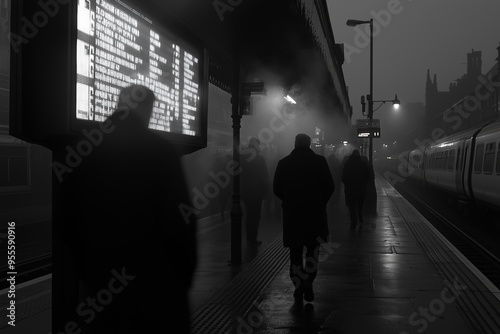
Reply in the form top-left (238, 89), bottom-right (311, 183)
top-left (189, 174), bottom-right (500, 334)
top-left (2, 174), bottom-right (500, 333)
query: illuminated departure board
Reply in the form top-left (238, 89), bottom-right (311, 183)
top-left (76, 0), bottom-right (200, 136)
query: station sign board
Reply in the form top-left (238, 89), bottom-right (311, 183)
top-left (356, 119), bottom-right (380, 138)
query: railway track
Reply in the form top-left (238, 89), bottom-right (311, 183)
top-left (394, 183), bottom-right (500, 290)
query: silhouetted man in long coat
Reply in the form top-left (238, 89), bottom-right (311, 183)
top-left (67, 85), bottom-right (196, 333)
top-left (273, 133), bottom-right (334, 303)
top-left (342, 149), bottom-right (371, 229)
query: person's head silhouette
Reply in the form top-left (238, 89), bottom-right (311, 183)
top-left (294, 133), bottom-right (311, 148)
top-left (115, 85), bottom-right (155, 127)
top-left (248, 137), bottom-right (261, 152)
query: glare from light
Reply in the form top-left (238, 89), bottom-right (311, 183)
top-left (393, 94), bottom-right (400, 110)
top-left (284, 95), bottom-right (296, 104)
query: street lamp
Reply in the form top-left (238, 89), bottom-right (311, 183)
top-left (347, 19), bottom-right (401, 164)
top-left (362, 94), bottom-right (400, 115)
top-left (346, 19), bottom-right (371, 27)
top-left (393, 94), bottom-right (400, 109)
top-left (372, 94), bottom-right (400, 112)
top-left (347, 18), bottom-right (402, 216)
top-left (346, 18), bottom-right (374, 163)
top-left (284, 95), bottom-right (297, 104)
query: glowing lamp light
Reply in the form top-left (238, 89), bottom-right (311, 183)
top-left (284, 95), bottom-right (296, 104)
top-left (393, 94), bottom-right (400, 110)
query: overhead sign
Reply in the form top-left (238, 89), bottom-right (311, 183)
top-left (356, 119), bottom-right (380, 138)
top-left (76, 0), bottom-right (202, 136)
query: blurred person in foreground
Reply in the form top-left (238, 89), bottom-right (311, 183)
top-left (273, 133), bottom-right (334, 303)
top-left (240, 137), bottom-right (270, 245)
top-left (68, 84), bottom-right (197, 333)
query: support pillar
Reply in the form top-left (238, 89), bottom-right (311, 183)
top-left (230, 48), bottom-right (243, 265)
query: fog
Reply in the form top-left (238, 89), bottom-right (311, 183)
top-left (241, 51), bottom-right (351, 160)
top-left (180, 50), bottom-right (352, 217)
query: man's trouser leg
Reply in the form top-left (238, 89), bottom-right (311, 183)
top-left (289, 246), bottom-right (305, 292)
top-left (304, 240), bottom-right (320, 287)
top-left (289, 240), bottom-right (320, 293)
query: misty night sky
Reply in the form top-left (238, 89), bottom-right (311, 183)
top-left (327, 0), bottom-right (500, 145)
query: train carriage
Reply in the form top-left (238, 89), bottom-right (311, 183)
top-left (469, 120), bottom-right (500, 209)
top-left (399, 119), bottom-right (500, 212)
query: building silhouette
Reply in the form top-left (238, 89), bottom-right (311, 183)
top-left (425, 46), bottom-right (500, 138)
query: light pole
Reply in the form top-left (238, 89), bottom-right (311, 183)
top-left (346, 19), bottom-right (401, 165)
top-left (346, 19), bottom-right (374, 163)
top-left (347, 19), bottom-right (400, 215)
top-left (360, 94), bottom-right (401, 158)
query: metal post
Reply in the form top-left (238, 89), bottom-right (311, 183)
top-left (368, 19), bottom-right (374, 165)
top-left (367, 19), bottom-right (377, 214)
top-left (230, 48), bottom-right (243, 265)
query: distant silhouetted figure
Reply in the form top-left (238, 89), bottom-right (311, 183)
top-left (273, 134), bottom-right (334, 303)
top-left (342, 150), bottom-right (371, 229)
top-left (362, 155), bottom-right (377, 214)
top-left (68, 85), bottom-right (196, 333)
top-left (240, 137), bottom-right (270, 245)
top-left (218, 154), bottom-right (233, 217)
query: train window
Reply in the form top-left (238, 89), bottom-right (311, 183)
top-left (474, 143), bottom-right (484, 173)
top-left (483, 142), bottom-right (496, 174)
top-left (443, 151), bottom-right (449, 170)
top-left (448, 149), bottom-right (455, 171)
top-left (456, 148), bottom-right (461, 170)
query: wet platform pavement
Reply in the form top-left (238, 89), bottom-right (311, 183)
top-left (190, 174), bottom-right (500, 334)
